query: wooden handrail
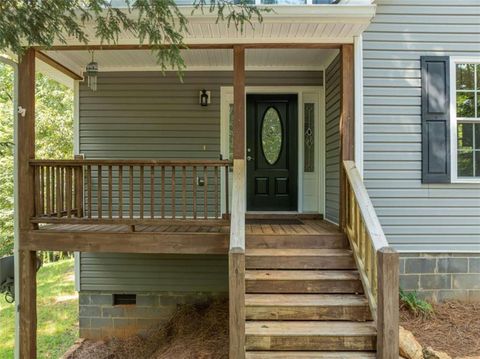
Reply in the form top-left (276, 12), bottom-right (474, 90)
top-left (31, 159), bottom-right (231, 224)
top-left (342, 160), bottom-right (399, 359)
top-left (229, 159), bottom-right (246, 359)
top-left (30, 159), bottom-right (231, 166)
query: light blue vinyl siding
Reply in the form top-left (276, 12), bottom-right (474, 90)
top-left (363, 0), bottom-right (480, 252)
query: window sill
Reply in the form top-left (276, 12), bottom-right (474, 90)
top-left (451, 178), bottom-right (480, 184)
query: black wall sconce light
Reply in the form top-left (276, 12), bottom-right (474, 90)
top-left (199, 89), bottom-right (211, 106)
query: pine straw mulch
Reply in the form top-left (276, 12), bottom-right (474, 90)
top-left (400, 301), bottom-right (480, 357)
top-left (65, 297), bottom-right (228, 359)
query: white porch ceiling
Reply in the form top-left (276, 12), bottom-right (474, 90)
top-left (43, 48), bottom-right (339, 77)
top-left (37, 3), bottom-right (375, 84)
top-left (49, 5), bottom-right (375, 47)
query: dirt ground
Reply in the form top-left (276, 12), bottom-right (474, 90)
top-left (64, 298), bottom-right (228, 359)
top-left (64, 298), bottom-right (480, 358)
top-left (400, 301), bottom-right (480, 357)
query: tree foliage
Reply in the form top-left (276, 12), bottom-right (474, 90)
top-left (0, 64), bottom-right (73, 257)
top-left (0, 0), bottom-right (267, 72)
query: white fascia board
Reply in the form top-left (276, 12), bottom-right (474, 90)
top-left (180, 5), bottom-right (376, 22)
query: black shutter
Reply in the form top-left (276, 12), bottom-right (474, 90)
top-left (421, 56), bottom-right (451, 183)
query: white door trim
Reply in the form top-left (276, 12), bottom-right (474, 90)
top-left (220, 85), bottom-right (325, 214)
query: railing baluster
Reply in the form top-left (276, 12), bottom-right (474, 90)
top-left (171, 166), bottom-right (176, 219)
top-left (65, 167), bottom-right (72, 218)
top-left (56, 167), bottom-right (62, 217)
top-left (140, 165), bottom-right (144, 219)
top-left (51, 166), bottom-right (55, 216)
top-left (193, 166), bottom-right (197, 219)
top-left (97, 165), bottom-right (102, 219)
top-left (45, 166), bottom-right (51, 215)
top-left (118, 165), bottom-right (123, 219)
top-left (129, 166), bottom-right (133, 219)
top-left (225, 165), bottom-right (229, 216)
top-left (214, 166), bottom-right (219, 219)
top-left (355, 202), bottom-right (361, 246)
top-left (182, 166), bottom-right (186, 219)
top-left (87, 165), bottom-right (92, 218)
top-left (108, 165), bottom-right (113, 219)
top-left (203, 166), bottom-right (208, 219)
top-left (75, 165), bottom-right (84, 218)
top-left (161, 166), bottom-right (165, 219)
top-left (150, 166), bottom-right (154, 219)
top-left (39, 166), bottom-right (44, 216)
top-left (34, 166), bottom-right (41, 217)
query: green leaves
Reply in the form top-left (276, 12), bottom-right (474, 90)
top-left (0, 0), bottom-right (267, 73)
top-left (0, 65), bottom-right (74, 257)
top-left (400, 289), bottom-right (434, 318)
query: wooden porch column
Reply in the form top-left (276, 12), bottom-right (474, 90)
top-left (229, 45), bottom-right (246, 359)
top-left (233, 45), bottom-right (246, 160)
top-left (18, 48), bottom-right (37, 359)
top-left (339, 44), bottom-right (354, 230)
top-left (377, 247), bottom-right (400, 358)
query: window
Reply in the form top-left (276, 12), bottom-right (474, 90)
top-left (304, 103), bottom-right (315, 172)
top-left (452, 60), bottom-right (480, 181)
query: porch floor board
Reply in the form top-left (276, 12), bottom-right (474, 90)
top-left (36, 219), bottom-right (338, 236)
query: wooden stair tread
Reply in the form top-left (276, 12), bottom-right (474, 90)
top-left (246, 352), bottom-right (376, 359)
top-left (246, 248), bottom-right (352, 256)
top-left (245, 293), bottom-right (368, 307)
top-left (245, 321), bottom-right (376, 336)
top-left (246, 270), bottom-right (360, 281)
top-left (246, 233), bottom-right (349, 250)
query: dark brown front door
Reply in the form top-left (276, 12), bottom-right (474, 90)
top-left (246, 94), bottom-right (298, 211)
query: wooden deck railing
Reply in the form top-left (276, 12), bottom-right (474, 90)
top-left (228, 159), bottom-right (246, 359)
top-left (342, 160), bottom-right (399, 358)
top-left (30, 159), bottom-right (231, 225)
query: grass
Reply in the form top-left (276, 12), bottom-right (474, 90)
top-left (400, 289), bottom-right (434, 317)
top-left (0, 259), bottom-right (78, 359)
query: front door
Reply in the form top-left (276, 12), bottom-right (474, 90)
top-left (247, 94), bottom-right (298, 211)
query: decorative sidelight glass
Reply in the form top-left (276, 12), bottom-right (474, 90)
top-left (304, 103), bottom-right (315, 172)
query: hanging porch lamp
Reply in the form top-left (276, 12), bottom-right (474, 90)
top-left (86, 51), bottom-right (98, 91)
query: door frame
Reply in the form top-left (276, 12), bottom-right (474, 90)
top-left (220, 86), bottom-right (325, 214)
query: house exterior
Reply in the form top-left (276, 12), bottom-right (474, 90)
top-left (9, 0), bottom-right (480, 358)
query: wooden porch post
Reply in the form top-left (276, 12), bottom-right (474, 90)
top-left (377, 247), bottom-right (400, 358)
top-left (233, 45), bottom-right (246, 160)
top-left (229, 45), bottom-right (246, 359)
top-left (339, 44), bottom-right (354, 230)
top-left (18, 48), bottom-right (37, 359)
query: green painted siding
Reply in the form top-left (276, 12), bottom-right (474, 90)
top-left (78, 70), bottom-right (323, 292)
top-left (325, 55), bottom-right (341, 224)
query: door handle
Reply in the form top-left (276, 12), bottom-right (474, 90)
top-left (247, 156), bottom-right (253, 161)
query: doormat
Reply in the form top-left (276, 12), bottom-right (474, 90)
top-left (246, 218), bottom-right (303, 225)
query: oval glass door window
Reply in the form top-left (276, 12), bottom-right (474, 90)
top-left (261, 107), bottom-right (283, 165)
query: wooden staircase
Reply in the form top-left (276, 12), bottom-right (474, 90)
top-left (243, 231), bottom-right (377, 357)
top-left (228, 161), bottom-right (399, 359)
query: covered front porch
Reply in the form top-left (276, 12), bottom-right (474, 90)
top-left (15, 6), bottom-right (399, 356)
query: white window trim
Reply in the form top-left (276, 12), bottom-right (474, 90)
top-left (450, 57), bottom-right (480, 184)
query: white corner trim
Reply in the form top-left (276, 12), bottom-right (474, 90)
top-left (73, 80), bottom-right (81, 292)
top-left (449, 57), bottom-right (480, 184)
top-left (354, 35), bottom-right (364, 178)
top-left (73, 81), bottom-right (80, 156)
